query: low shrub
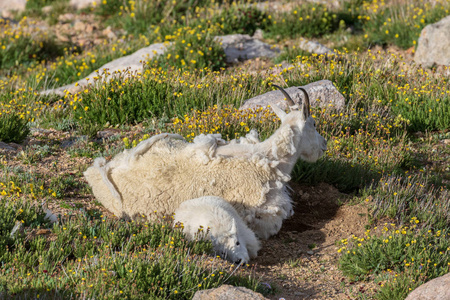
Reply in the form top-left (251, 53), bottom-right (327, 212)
top-left (213, 6), bottom-right (269, 36)
top-left (0, 19), bottom-right (68, 69)
top-left (338, 223), bottom-right (450, 300)
top-left (0, 210), bottom-right (264, 299)
top-left (265, 3), bottom-right (339, 40)
top-left (0, 113), bottom-right (30, 143)
top-left (155, 25), bottom-right (227, 72)
top-left (360, 0), bottom-right (450, 49)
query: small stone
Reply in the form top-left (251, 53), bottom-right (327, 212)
top-left (69, 0), bottom-right (96, 10)
top-left (58, 13), bottom-right (75, 23)
top-left (73, 21), bottom-right (86, 32)
top-left (253, 28), bottom-right (264, 40)
top-left (192, 284), bottom-right (269, 300)
top-left (298, 38), bottom-right (335, 55)
top-left (56, 31), bottom-right (70, 42)
top-left (41, 5), bottom-right (53, 14)
top-left (35, 229), bottom-right (51, 235)
top-left (44, 208), bottom-right (58, 223)
top-left (103, 26), bottom-right (117, 40)
top-left (0, 141), bottom-right (17, 152)
top-left (10, 221), bottom-right (25, 238)
top-left (85, 24), bottom-right (95, 33)
top-left (215, 34), bottom-right (279, 63)
top-left (307, 251), bottom-right (314, 255)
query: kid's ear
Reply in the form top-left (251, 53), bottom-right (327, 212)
top-left (230, 220), bottom-right (237, 234)
top-left (271, 104), bottom-right (286, 122)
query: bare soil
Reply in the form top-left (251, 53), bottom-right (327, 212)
top-left (252, 182), bottom-right (377, 299)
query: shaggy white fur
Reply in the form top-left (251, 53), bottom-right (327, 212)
top-left (173, 196), bottom-right (260, 264)
top-left (84, 85), bottom-right (327, 239)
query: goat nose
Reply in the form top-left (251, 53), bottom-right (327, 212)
top-left (235, 259), bottom-right (242, 265)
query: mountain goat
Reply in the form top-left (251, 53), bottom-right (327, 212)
top-left (84, 85), bottom-right (327, 239)
top-left (174, 196), bottom-right (260, 264)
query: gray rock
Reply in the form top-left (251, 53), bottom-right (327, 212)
top-left (215, 34), bottom-right (279, 63)
top-left (240, 80), bottom-right (345, 111)
top-left (61, 135), bottom-right (88, 148)
top-left (0, 0), bottom-right (26, 17)
top-left (69, 0), bottom-right (96, 10)
top-left (41, 5), bottom-right (53, 14)
top-left (41, 42), bottom-right (171, 96)
top-left (10, 221), bottom-right (25, 238)
top-left (44, 208), bottom-right (58, 223)
top-left (252, 29), bottom-right (264, 40)
top-left (298, 38), bottom-right (335, 55)
top-left (405, 273), bottom-right (450, 300)
top-left (97, 129), bottom-right (121, 140)
top-left (0, 141), bottom-right (18, 152)
top-left (414, 15), bottom-right (450, 68)
top-left (192, 284), bottom-right (268, 300)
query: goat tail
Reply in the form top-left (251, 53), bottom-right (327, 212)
top-left (93, 157), bottom-right (123, 207)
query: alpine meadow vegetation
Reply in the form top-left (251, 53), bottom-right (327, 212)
top-left (0, 0), bottom-right (449, 299)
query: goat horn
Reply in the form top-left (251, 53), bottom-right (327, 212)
top-left (298, 87), bottom-right (310, 116)
top-left (272, 84), bottom-right (296, 107)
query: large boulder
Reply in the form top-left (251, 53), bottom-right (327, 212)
top-left (240, 80), bottom-right (345, 111)
top-left (405, 273), bottom-right (450, 300)
top-left (41, 42), bottom-right (171, 96)
top-left (192, 285), bottom-right (268, 300)
top-left (0, 0), bottom-right (26, 17)
top-left (215, 34), bottom-right (280, 63)
top-left (414, 15), bottom-right (450, 68)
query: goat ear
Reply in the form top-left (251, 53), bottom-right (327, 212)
top-left (271, 104), bottom-right (287, 122)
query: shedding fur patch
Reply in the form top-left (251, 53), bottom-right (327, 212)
top-left (272, 126), bottom-right (296, 159)
top-left (84, 134), bottom-right (288, 220)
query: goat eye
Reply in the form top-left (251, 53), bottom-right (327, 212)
top-left (236, 241), bottom-right (240, 246)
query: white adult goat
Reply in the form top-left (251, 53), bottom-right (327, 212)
top-left (84, 85), bottom-right (327, 239)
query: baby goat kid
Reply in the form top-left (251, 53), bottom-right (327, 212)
top-left (174, 196), bottom-right (260, 264)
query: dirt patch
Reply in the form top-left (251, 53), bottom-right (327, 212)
top-left (252, 182), bottom-right (376, 299)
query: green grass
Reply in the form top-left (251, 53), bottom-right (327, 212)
top-left (0, 18), bottom-right (70, 70)
top-left (363, 175), bottom-right (450, 230)
top-left (360, 1), bottom-right (450, 49)
top-left (264, 3), bottom-right (340, 40)
top-left (0, 197), bottom-right (264, 299)
top-left (155, 25), bottom-right (227, 72)
top-left (212, 6), bottom-right (269, 36)
top-left (338, 224), bottom-right (450, 299)
top-left (0, 113), bottom-right (30, 143)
